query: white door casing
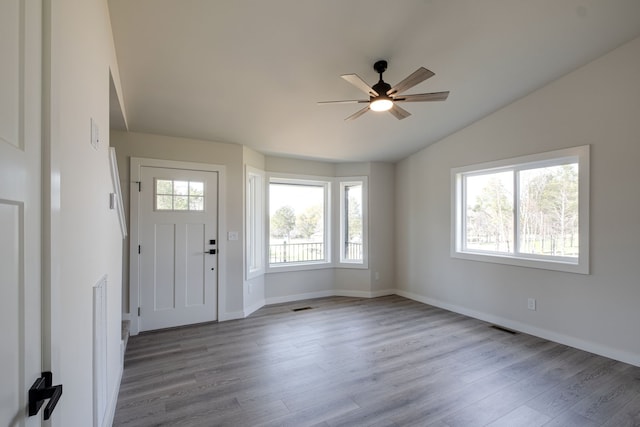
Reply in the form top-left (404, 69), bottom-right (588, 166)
top-left (129, 158), bottom-right (226, 334)
top-left (0, 0), bottom-right (44, 425)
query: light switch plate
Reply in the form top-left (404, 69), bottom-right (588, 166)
top-left (90, 118), bottom-right (100, 150)
top-left (228, 231), bottom-right (238, 241)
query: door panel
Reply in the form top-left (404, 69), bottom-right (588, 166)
top-left (153, 223), bottom-right (176, 311)
top-left (0, 0), bottom-right (43, 425)
top-left (139, 167), bottom-right (218, 331)
top-left (185, 223), bottom-right (205, 307)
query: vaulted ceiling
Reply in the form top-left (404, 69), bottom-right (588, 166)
top-left (108, 0), bottom-right (640, 162)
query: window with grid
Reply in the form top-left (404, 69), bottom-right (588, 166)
top-left (155, 179), bottom-right (204, 212)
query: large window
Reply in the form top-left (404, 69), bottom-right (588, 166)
top-left (339, 178), bottom-right (368, 266)
top-left (268, 176), bottom-right (330, 268)
top-left (452, 146), bottom-right (589, 274)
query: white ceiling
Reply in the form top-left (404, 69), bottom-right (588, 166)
top-left (108, 0), bottom-right (640, 163)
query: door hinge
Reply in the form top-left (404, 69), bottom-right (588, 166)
top-left (137, 307), bottom-right (141, 317)
top-left (138, 245), bottom-right (141, 254)
top-left (134, 181), bottom-right (141, 192)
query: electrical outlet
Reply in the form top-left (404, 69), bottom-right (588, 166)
top-left (527, 298), bottom-right (536, 311)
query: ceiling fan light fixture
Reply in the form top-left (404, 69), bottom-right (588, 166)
top-left (370, 97), bottom-right (393, 112)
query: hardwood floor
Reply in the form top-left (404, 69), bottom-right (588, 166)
top-left (113, 296), bottom-right (640, 426)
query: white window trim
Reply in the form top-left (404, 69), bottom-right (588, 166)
top-left (337, 177), bottom-right (369, 269)
top-left (245, 166), bottom-right (265, 279)
top-left (267, 173), bottom-right (332, 272)
top-left (451, 145), bottom-right (590, 274)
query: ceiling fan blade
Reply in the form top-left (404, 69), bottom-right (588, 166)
top-left (387, 67), bottom-right (435, 96)
top-left (345, 106), bottom-right (370, 121)
top-left (394, 91), bottom-right (450, 102)
top-left (317, 100), bottom-right (369, 105)
top-left (341, 74), bottom-right (378, 96)
top-left (388, 104), bottom-right (411, 120)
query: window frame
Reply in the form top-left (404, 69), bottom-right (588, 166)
top-left (451, 145), bottom-right (590, 274)
top-left (267, 173), bottom-right (332, 272)
top-left (245, 166), bottom-right (265, 279)
top-left (338, 177), bottom-right (368, 268)
top-left (154, 178), bottom-right (205, 212)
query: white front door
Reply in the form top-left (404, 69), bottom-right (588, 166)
top-left (0, 0), bottom-right (44, 425)
top-left (138, 166), bottom-right (219, 331)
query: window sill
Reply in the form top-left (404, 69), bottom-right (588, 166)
top-left (267, 261), bottom-right (333, 274)
top-left (451, 250), bottom-right (589, 275)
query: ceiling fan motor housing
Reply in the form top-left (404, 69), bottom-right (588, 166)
top-left (373, 60), bottom-right (388, 74)
top-left (372, 60), bottom-right (392, 100)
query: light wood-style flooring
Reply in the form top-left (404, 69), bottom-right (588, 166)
top-left (114, 295), bottom-right (640, 426)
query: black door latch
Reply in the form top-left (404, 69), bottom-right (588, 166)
top-left (28, 371), bottom-right (62, 420)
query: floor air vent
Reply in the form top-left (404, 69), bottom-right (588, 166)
top-left (490, 325), bottom-right (518, 335)
top-left (293, 306), bottom-right (313, 312)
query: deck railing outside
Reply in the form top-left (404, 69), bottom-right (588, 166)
top-left (269, 241), bottom-right (363, 264)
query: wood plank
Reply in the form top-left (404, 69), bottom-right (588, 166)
top-left (113, 295), bottom-right (640, 426)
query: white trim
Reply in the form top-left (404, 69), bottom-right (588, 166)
top-left (245, 166), bottom-right (265, 280)
top-left (266, 290), bottom-right (335, 305)
top-left (128, 157), bottom-right (227, 335)
top-left (243, 299), bottom-right (266, 318)
top-left (451, 145), bottom-right (589, 274)
top-left (334, 288), bottom-right (395, 298)
top-left (218, 310), bottom-right (245, 322)
top-left (395, 289), bottom-right (640, 368)
top-left (103, 360), bottom-right (123, 427)
top-left (265, 288), bottom-right (397, 305)
top-left (108, 147), bottom-right (127, 238)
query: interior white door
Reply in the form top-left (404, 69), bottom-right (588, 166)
top-left (138, 166), bottom-right (218, 331)
top-left (0, 0), bottom-right (44, 425)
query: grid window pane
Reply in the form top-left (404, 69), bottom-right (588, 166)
top-left (189, 181), bottom-right (204, 196)
top-left (173, 196), bottom-right (188, 210)
top-left (156, 195), bottom-right (173, 210)
top-left (174, 180), bottom-right (188, 196)
top-left (155, 179), bottom-right (205, 212)
top-left (157, 179), bottom-right (173, 194)
top-left (189, 196), bottom-right (204, 211)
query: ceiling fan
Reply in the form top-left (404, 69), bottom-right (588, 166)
top-left (319, 60), bottom-right (449, 121)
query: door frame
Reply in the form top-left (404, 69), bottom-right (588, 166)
top-left (129, 157), bottom-right (227, 336)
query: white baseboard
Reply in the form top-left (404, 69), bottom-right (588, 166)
top-left (218, 310), bottom-right (245, 322)
top-left (266, 290), bottom-right (335, 305)
top-left (334, 288), bottom-right (397, 298)
top-left (395, 289), bottom-right (640, 368)
top-left (265, 288), bottom-right (397, 306)
top-left (244, 299), bottom-right (266, 318)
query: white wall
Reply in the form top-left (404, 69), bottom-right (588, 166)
top-left (369, 162), bottom-right (395, 293)
top-left (51, 0), bottom-right (124, 425)
top-left (395, 36), bottom-right (640, 366)
top-left (110, 131), bottom-right (246, 319)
